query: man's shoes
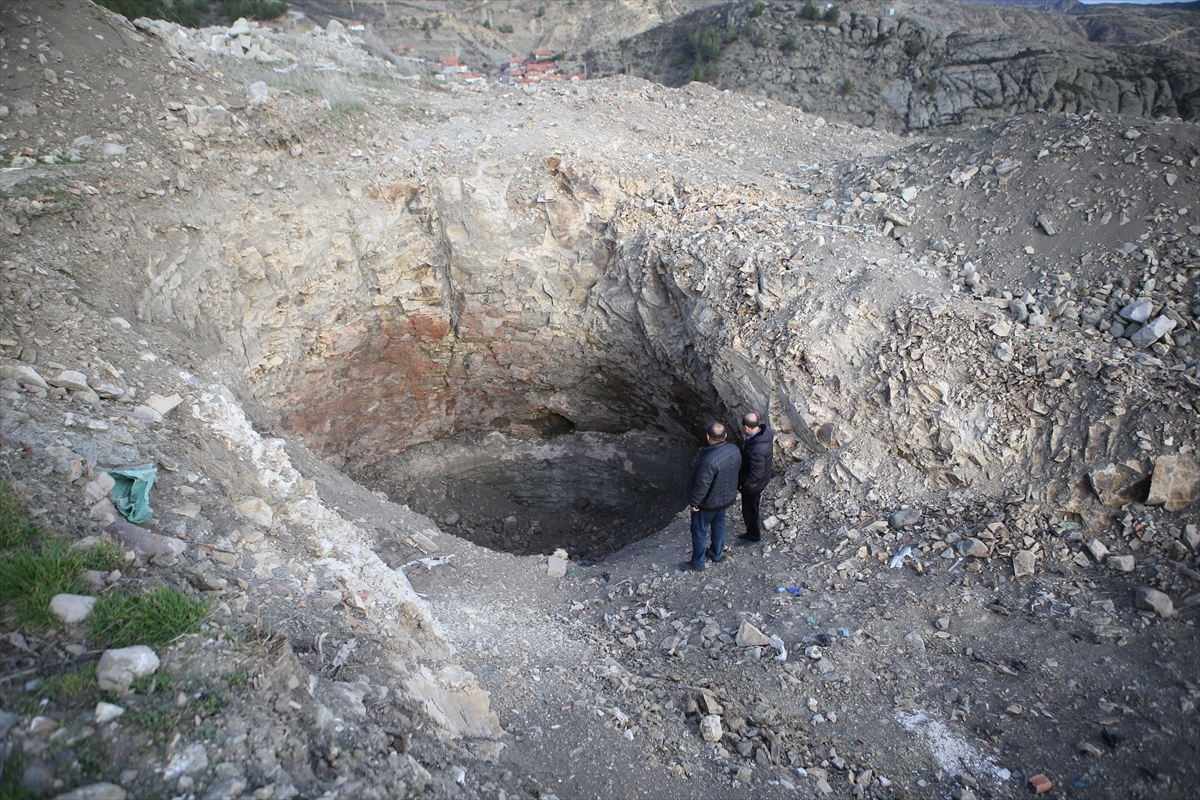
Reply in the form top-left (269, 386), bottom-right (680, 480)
top-left (679, 560), bottom-right (705, 572)
top-left (705, 548), bottom-right (723, 563)
top-left (737, 533), bottom-right (761, 544)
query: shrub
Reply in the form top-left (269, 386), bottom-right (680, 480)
top-left (481, 18), bottom-right (491, 28)
top-left (690, 61), bottom-right (716, 83)
top-left (782, 34), bottom-right (797, 52)
top-left (537, 5), bottom-right (545, 16)
top-left (751, 2), bottom-right (766, 17)
top-left (906, 35), bottom-right (924, 56)
top-left (686, 24), bottom-right (722, 62)
top-left (824, 6), bottom-right (840, 24)
top-left (653, 65), bottom-right (663, 75)
top-left (800, 1), bottom-right (820, 21)
top-left (500, 22), bottom-right (514, 33)
top-left (752, 29), bottom-right (767, 47)
top-left (841, 78), bottom-right (855, 95)
top-left (925, 76), bottom-right (939, 92)
top-left (95, 0), bottom-right (202, 27)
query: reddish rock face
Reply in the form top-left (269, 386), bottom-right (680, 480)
top-left (277, 305), bottom-right (682, 471)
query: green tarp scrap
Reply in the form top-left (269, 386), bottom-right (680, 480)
top-left (109, 464), bottom-right (158, 523)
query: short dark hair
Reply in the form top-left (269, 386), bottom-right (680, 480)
top-left (706, 421), bottom-right (727, 441)
top-left (742, 413), bottom-right (760, 429)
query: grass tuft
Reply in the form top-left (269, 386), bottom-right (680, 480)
top-left (89, 585), bottom-right (209, 648)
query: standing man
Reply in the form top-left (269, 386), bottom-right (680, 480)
top-left (683, 421), bottom-right (742, 570)
top-left (738, 412), bottom-right (774, 543)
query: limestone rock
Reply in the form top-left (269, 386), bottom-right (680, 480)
top-left (1086, 539), bottom-right (1110, 563)
top-left (888, 508), bottom-right (921, 529)
top-left (96, 646), bottom-right (160, 693)
top-left (236, 498), bottom-right (274, 528)
top-left (402, 664), bottom-right (502, 738)
top-left (145, 393), bottom-right (183, 417)
top-left (1130, 316), bottom-right (1175, 348)
top-left (1134, 587), bottom-right (1173, 618)
top-left (50, 593), bottom-right (96, 624)
top-left (163, 743), bottom-right (208, 781)
top-left (1146, 455), bottom-right (1200, 512)
top-left (736, 621), bottom-right (770, 647)
top-left (1107, 555), bottom-right (1135, 572)
top-left (1013, 550), bottom-right (1036, 578)
top-left (1088, 464), bottom-right (1150, 508)
top-left (956, 538), bottom-right (989, 558)
top-left (94, 702), bottom-right (124, 724)
top-left (0, 363), bottom-right (47, 388)
top-left (1119, 300), bottom-right (1152, 323)
top-left (700, 714), bottom-right (723, 742)
top-left (52, 784), bottom-right (127, 800)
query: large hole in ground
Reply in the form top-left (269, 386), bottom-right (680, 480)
top-left (273, 299), bottom-right (721, 560)
top-left (356, 427), bottom-right (700, 559)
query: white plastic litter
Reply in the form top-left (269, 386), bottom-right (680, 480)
top-left (769, 634), bottom-right (788, 661)
top-left (889, 545), bottom-right (913, 569)
top-left (398, 554), bottom-right (454, 571)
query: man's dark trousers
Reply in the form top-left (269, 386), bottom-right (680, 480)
top-left (741, 488), bottom-right (763, 542)
top-left (690, 508), bottom-right (727, 568)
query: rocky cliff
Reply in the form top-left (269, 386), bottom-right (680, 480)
top-left (586, 0), bottom-right (1200, 130)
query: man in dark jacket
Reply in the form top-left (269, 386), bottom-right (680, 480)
top-left (738, 412), bottom-right (774, 543)
top-left (683, 421), bottom-right (742, 570)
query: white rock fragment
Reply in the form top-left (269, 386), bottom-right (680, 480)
top-left (96, 646), bottom-right (160, 693)
top-left (50, 594), bottom-right (97, 624)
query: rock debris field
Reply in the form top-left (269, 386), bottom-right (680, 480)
top-left (0, 3), bottom-right (1198, 800)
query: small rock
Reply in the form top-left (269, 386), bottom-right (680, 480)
top-left (95, 702), bottom-right (125, 724)
top-left (145, 393), bottom-right (183, 417)
top-left (1134, 587), bottom-right (1173, 618)
top-left (1108, 555), bottom-right (1135, 572)
top-left (700, 714), bottom-right (723, 742)
top-left (1119, 300), bottom-right (1153, 323)
top-left (1029, 773), bottom-right (1053, 794)
top-left (21, 762), bottom-right (54, 794)
top-left (888, 508), bottom-right (921, 529)
top-left (1123, 129), bottom-right (1142, 140)
top-left (163, 743), bottom-right (208, 781)
top-left (50, 593), bottom-right (97, 624)
top-left (1078, 742), bottom-right (1103, 757)
top-left (547, 554), bottom-right (568, 578)
top-left (901, 186), bottom-right (919, 202)
top-left (1165, 173), bottom-right (1177, 187)
top-left (1086, 538), bottom-right (1110, 563)
top-left (52, 783), bottom-right (127, 800)
top-left (956, 538), bottom-right (989, 558)
top-left (736, 621), bottom-right (770, 647)
top-left (904, 631), bottom-right (925, 650)
top-left (102, 143), bottom-right (127, 158)
top-left (994, 342), bottom-right (1013, 363)
top-left (0, 364), bottom-right (48, 388)
top-left (936, 616), bottom-right (950, 630)
top-left (84, 473), bottom-right (117, 504)
top-left (46, 369), bottom-right (91, 391)
top-left (1036, 214), bottom-right (1056, 236)
top-left (96, 645), bottom-right (160, 693)
top-left (805, 645), bottom-right (822, 660)
top-left (1013, 550), bottom-right (1036, 578)
top-left (815, 778), bottom-right (833, 794)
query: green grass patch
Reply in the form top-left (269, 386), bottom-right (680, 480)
top-left (0, 502), bottom-right (123, 630)
top-left (88, 585), bottom-right (209, 648)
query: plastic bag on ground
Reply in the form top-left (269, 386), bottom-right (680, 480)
top-left (108, 464), bottom-right (158, 523)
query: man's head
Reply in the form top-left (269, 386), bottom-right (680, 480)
top-left (742, 412), bottom-right (760, 433)
top-left (706, 421), bottom-right (727, 444)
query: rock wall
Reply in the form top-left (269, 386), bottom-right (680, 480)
top-left (586, 0), bottom-right (1200, 130)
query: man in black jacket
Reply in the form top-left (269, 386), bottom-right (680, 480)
top-left (683, 421), bottom-right (742, 570)
top-left (738, 412), bottom-right (774, 543)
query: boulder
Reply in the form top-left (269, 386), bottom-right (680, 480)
top-left (888, 508), bottom-right (921, 529)
top-left (1130, 315), bottom-right (1175, 348)
top-left (1146, 455), bottom-right (1200, 511)
top-left (104, 519), bottom-right (174, 559)
top-left (1012, 550), bottom-right (1036, 578)
top-left (1088, 464), bottom-right (1151, 508)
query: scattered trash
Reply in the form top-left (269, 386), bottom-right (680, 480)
top-left (889, 545), bottom-right (913, 569)
top-left (1029, 773), bottom-right (1053, 794)
top-left (768, 634), bottom-right (787, 661)
top-left (108, 464), bottom-right (157, 523)
top-left (398, 554), bottom-right (454, 571)
top-left (775, 586), bottom-right (804, 595)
